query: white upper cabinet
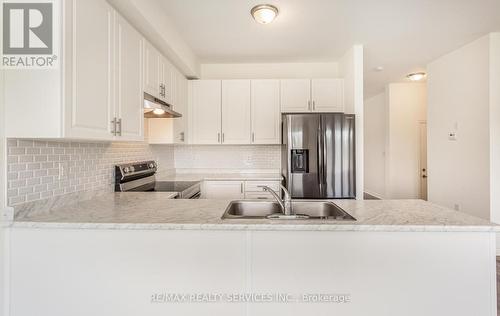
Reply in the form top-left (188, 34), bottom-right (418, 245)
top-left (159, 57), bottom-right (173, 104)
top-left (115, 13), bottom-right (143, 141)
top-left (251, 80), bottom-right (281, 144)
top-left (280, 78), bottom-right (344, 113)
top-left (311, 79), bottom-right (344, 112)
top-left (143, 41), bottom-right (161, 98)
top-left (65, 0), bottom-right (115, 139)
top-left (173, 70), bottom-right (188, 144)
top-left (190, 80), bottom-right (222, 144)
top-left (280, 79), bottom-right (311, 113)
top-left (221, 80), bottom-right (251, 144)
top-left (5, 0), bottom-right (147, 141)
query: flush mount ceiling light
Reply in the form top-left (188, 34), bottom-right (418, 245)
top-left (251, 4), bottom-right (279, 24)
top-left (406, 72), bottom-right (426, 81)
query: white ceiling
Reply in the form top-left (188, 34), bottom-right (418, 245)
top-left (156, 0), bottom-right (500, 97)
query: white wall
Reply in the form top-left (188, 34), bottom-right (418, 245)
top-left (339, 46), bottom-right (364, 200)
top-left (385, 83), bottom-right (427, 199)
top-left (427, 35), bottom-right (492, 219)
top-left (489, 33), bottom-right (500, 224)
top-left (200, 62), bottom-right (339, 79)
top-left (364, 93), bottom-right (386, 198)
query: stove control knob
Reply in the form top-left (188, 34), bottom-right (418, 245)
top-left (129, 166), bottom-right (135, 172)
top-left (123, 167), bottom-right (130, 173)
top-left (149, 163), bottom-right (155, 169)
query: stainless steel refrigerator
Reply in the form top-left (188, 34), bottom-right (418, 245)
top-left (282, 113), bottom-right (356, 199)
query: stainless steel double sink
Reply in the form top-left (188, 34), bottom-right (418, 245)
top-left (221, 200), bottom-right (356, 221)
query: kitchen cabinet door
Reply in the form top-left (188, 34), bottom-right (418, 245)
top-left (115, 13), bottom-right (143, 141)
top-left (159, 57), bottom-right (173, 104)
top-left (65, 0), bottom-right (115, 140)
top-left (280, 79), bottom-right (311, 113)
top-left (311, 79), bottom-right (344, 112)
top-left (190, 80), bottom-right (222, 144)
top-left (251, 80), bottom-right (281, 144)
top-left (221, 80), bottom-right (251, 144)
top-left (203, 181), bottom-right (245, 199)
top-left (173, 70), bottom-right (188, 144)
top-left (143, 41), bottom-right (160, 98)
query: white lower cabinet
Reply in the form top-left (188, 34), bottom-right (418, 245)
top-left (203, 180), bottom-right (281, 199)
top-left (202, 181), bottom-right (245, 199)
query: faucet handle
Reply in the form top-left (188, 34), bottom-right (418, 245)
top-left (257, 185), bottom-right (271, 192)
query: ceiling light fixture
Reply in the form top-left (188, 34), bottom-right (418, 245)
top-left (406, 72), bottom-right (426, 81)
top-left (251, 4), bottom-right (279, 24)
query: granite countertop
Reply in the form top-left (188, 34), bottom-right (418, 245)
top-left (157, 173), bottom-right (283, 182)
top-left (11, 192), bottom-right (499, 232)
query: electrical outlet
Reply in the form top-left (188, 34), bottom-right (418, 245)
top-left (1, 207), bottom-right (14, 225)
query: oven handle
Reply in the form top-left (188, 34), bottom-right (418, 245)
top-left (190, 192), bottom-right (201, 199)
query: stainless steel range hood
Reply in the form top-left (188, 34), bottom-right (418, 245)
top-left (143, 92), bottom-right (182, 118)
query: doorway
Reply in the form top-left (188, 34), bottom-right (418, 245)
top-left (418, 121), bottom-right (428, 200)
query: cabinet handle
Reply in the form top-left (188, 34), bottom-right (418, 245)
top-left (252, 132), bottom-right (255, 143)
top-left (312, 100), bottom-right (316, 111)
top-left (117, 118), bottom-right (122, 136)
top-left (308, 100), bottom-right (311, 110)
top-left (217, 133), bottom-right (220, 143)
top-left (111, 117), bottom-right (117, 136)
top-left (241, 183), bottom-right (243, 193)
top-left (222, 133), bottom-right (225, 143)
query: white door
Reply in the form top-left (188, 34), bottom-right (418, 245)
top-left (66, 0), bottom-right (115, 140)
top-left (115, 13), bottom-right (143, 141)
top-left (221, 80), bottom-right (251, 144)
top-left (311, 79), bottom-right (344, 112)
top-left (190, 80), bottom-right (222, 144)
top-left (251, 80), bottom-right (281, 144)
top-left (143, 41), bottom-right (160, 98)
top-left (203, 181), bottom-right (245, 199)
top-left (419, 121), bottom-right (428, 200)
top-left (280, 79), bottom-right (311, 113)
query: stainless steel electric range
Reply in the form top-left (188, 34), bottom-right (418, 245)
top-left (114, 161), bottom-right (201, 199)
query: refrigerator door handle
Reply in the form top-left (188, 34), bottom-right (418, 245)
top-left (317, 117), bottom-right (324, 196)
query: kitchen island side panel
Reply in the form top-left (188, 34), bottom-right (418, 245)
top-left (8, 228), bottom-right (497, 316)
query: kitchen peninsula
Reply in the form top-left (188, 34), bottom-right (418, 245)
top-left (7, 195), bottom-right (498, 316)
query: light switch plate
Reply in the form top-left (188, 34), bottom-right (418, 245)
top-left (448, 132), bottom-right (457, 141)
